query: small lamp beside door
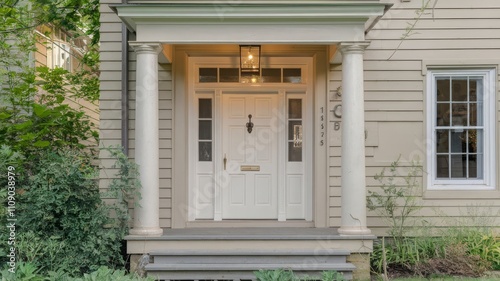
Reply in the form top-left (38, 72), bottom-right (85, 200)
top-left (240, 45), bottom-right (261, 83)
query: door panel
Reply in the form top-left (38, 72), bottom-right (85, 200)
top-left (222, 94), bottom-right (278, 219)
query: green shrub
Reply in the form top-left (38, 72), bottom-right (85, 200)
top-left (253, 269), bottom-right (346, 281)
top-left (0, 263), bottom-right (155, 281)
top-left (5, 147), bottom-right (140, 276)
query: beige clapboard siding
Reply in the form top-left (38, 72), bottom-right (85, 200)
top-left (328, 0), bottom-right (500, 233)
top-left (98, 0), bottom-right (125, 224)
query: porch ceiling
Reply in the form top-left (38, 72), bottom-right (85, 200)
top-left (111, 1), bottom-right (390, 44)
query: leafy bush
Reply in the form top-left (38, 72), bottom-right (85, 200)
top-left (0, 263), bottom-right (155, 281)
top-left (253, 269), bottom-right (346, 281)
top-left (368, 158), bottom-right (499, 277)
top-left (0, 147), bottom-right (141, 276)
top-left (367, 157), bottom-right (423, 240)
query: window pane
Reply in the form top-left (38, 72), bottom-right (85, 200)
top-left (262, 68), bottom-right (281, 83)
top-left (436, 103), bottom-right (450, 126)
top-left (436, 130), bottom-right (449, 153)
top-left (436, 78), bottom-right (450, 101)
top-left (451, 78), bottom-right (468, 101)
top-left (219, 68), bottom-right (239, 82)
top-left (199, 142), bottom-right (212, 161)
top-left (451, 103), bottom-right (467, 126)
top-left (288, 120), bottom-right (302, 140)
top-left (475, 154), bottom-right (484, 179)
top-left (284, 68), bottom-right (302, 83)
top-left (199, 99), bottom-right (212, 118)
top-left (469, 103), bottom-right (477, 126)
top-left (469, 78), bottom-right (478, 101)
top-left (476, 102), bottom-right (484, 126)
top-left (468, 154), bottom-right (478, 178)
top-left (467, 129), bottom-right (477, 153)
top-left (450, 154), bottom-right (466, 178)
top-left (450, 130), bottom-right (466, 153)
top-left (199, 68), bottom-right (217, 83)
top-left (288, 142), bottom-right (302, 162)
top-left (288, 99), bottom-right (302, 119)
top-left (436, 155), bottom-right (449, 178)
top-left (472, 129), bottom-right (483, 153)
top-left (199, 120), bottom-right (212, 140)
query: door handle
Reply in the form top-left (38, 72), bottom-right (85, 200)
top-left (223, 154), bottom-right (227, 170)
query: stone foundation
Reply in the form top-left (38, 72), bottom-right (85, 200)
top-left (347, 253), bottom-right (371, 281)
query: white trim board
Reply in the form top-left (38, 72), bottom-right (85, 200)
top-left (111, 2), bottom-right (389, 44)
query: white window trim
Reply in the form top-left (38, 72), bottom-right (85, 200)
top-left (426, 69), bottom-right (496, 190)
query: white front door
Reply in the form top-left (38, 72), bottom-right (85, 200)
top-left (221, 93), bottom-right (279, 219)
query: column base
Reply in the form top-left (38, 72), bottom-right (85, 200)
top-left (338, 226), bottom-right (372, 236)
top-left (129, 227), bottom-right (164, 236)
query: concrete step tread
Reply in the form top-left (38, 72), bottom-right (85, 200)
top-left (145, 263), bottom-right (357, 271)
top-left (149, 249), bottom-right (351, 256)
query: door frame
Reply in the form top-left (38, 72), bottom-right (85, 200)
top-left (172, 45), bottom-right (329, 228)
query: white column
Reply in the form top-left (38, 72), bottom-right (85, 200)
top-left (338, 42), bottom-right (371, 236)
top-left (129, 42), bottom-right (163, 236)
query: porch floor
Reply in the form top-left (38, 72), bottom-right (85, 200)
top-left (126, 227), bottom-right (376, 241)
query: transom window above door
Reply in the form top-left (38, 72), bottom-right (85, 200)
top-left (198, 67), bottom-right (303, 84)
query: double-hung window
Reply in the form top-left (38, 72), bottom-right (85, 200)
top-left (427, 69), bottom-right (496, 190)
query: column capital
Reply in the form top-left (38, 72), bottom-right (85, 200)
top-left (129, 42), bottom-right (163, 55)
top-left (339, 41), bottom-right (370, 55)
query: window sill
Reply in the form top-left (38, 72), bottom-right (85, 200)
top-left (424, 189), bottom-right (500, 200)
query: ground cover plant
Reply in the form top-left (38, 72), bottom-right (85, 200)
top-left (254, 269), bottom-right (347, 281)
top-left (368, 158), bottom-right (500, 279)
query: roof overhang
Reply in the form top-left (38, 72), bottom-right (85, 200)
top-left (111, 1), bottom-right (391, 44)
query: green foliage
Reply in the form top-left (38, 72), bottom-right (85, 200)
top-left (0, 147), bottom-right (140, 276)
top-left (367, 157), bottom-right (423, 239)
top-left (0, 1), bottom-right (99, 163)
top-left (253, 269), bottom-right (346, 281)
top-left (0, 264), bottom-right (155, 281)
top-left (255, 269), bottom-right (299, 281)
top-left (101, 146), bottom-right (142, 232)
top-left (447, 229), bottom-right (500, 270)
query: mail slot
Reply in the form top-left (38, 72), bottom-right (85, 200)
top-left (240, 165), bottom-right (260, 171)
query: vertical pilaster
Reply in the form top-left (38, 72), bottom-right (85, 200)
top-left (129, 42), bottom-right (163, 236)
top-left (338, 42), bottom-right (371, 236)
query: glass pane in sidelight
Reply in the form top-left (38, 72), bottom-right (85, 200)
top-left (199, 120), bottom-right (212, 140)
top-left (288, 142), bottom-right (302, 162)
top-left (288, 99), bottom-right (302, 119)
top-left (199, 99), bottom-right (212, 118)
top-left (288, 120), bottom-right (302, 140)
top-left (199, 142), bottom-right (212, 162)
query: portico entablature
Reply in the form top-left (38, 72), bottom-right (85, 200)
top-left (112, 1), bottom-right (389, 44)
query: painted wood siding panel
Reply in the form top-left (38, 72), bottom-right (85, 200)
top-left (328, 0), bottom-right (500, 235)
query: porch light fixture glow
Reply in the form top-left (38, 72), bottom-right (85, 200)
top-left (240, 45), bottom-right (261, 79)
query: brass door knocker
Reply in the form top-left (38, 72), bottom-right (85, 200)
top-left (246, 114), bottom-right (254, 134)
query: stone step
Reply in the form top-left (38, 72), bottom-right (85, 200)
top-left (146, 263), bottom-right (355, 280)
top-left (150, 249), bottom-right (350, 264)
